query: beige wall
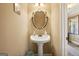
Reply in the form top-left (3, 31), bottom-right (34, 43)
top-left (0, 3), bottom-right (29, 55)
top-left (51, 4), bottom-right (61, 55)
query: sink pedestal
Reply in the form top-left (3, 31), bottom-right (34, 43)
top-left (38, 43), bottom-right (43, 56)
top-left (30, 34), bottom-right (50, 56)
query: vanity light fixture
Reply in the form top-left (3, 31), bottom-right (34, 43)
top-left (40, 3), bottom-right (44, 6)
top-left (13, 3), bottom-right (21, 15)
top-left (35, 3), bottom-right (44, 6)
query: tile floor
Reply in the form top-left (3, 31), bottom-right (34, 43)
top-left (68, 42), bottom-right (79, 56)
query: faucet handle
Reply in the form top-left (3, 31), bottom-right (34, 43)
top-left (33, 31), bottom-right (36, 35)
top-left (44, 30), bottom-right (47, 35)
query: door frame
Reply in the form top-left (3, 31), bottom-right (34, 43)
top-left (60, 4), bottom-right (68, 56)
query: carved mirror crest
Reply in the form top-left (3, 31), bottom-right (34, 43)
top-left (31, 11), bottom-right (48, 30)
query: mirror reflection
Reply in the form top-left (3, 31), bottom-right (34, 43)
top-left (31, 11), bottom-right (48, 30)
top-left (68, 16), bottom-right (79, 35)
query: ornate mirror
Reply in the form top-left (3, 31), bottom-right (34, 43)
top-left (32, 11), bottom-right (48, 30)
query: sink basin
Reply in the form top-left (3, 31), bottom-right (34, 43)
top-left (30, 34), bottom-right (50, 56)
top-left (31, 34), bottom-right (50, 44)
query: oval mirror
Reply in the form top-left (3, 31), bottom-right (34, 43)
top-left (32, 11), bottom-right (48, 30)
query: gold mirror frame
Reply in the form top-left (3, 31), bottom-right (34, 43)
top-left (31, 11), bottom-right (48, 30)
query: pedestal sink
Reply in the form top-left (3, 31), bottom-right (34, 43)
top-left (30, 34), bottom-right (50, 56)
